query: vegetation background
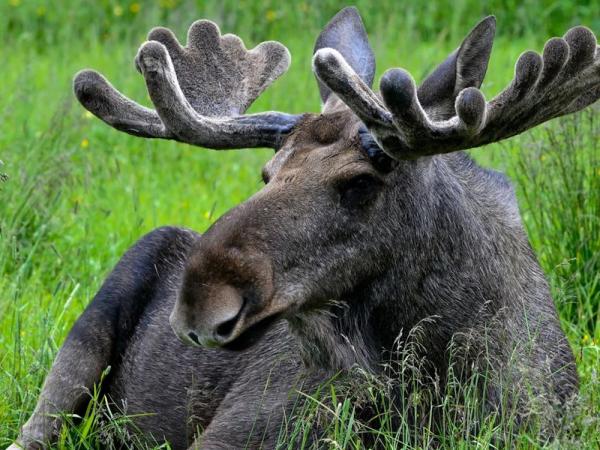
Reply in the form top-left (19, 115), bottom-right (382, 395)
top-left (0, 0), bottom-right (598, 448)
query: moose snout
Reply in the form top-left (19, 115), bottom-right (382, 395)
top-left (170, 283), bottom-right (248, 348)
top-left (169, 202), bottom-right (279, 349)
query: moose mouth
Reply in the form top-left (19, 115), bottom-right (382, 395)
top-left (220, 312), bottom-right (283, 351)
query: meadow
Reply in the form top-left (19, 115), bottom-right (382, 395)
top-left (0, 1), bottom-right (598, 448)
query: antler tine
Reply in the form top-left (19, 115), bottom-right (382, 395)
top-left (314, 23), bottom-right (600, 159)
top-left (312, 48), bottom-right (391, 126)
top-left (74, 19), bottom-right (300, 150)
top-left (74, 69), bottom-right (170, 138)
top-left (379, 69), bottom-right (487, 143)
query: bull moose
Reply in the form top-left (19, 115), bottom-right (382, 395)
top-left (9, 6), bottom-right (600, 450)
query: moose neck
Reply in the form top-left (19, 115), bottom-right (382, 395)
top-left (287, 286), bottom-right (382, 372)
top-left (287, 270), bottom-right (434, 374)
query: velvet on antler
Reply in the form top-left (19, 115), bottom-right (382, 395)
top-left (313, 19), bottom-right (600, 159)
top-left (74, 20), bottom-right (300, 150)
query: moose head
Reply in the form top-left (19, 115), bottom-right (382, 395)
top-left (74, 8), bottom-right (599, 368)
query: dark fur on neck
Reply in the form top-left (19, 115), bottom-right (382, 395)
top-left (287, 301), bottom-right (378, 372)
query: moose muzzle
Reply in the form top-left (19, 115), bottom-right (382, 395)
top-left (169, 210), bottom-right (280, 350)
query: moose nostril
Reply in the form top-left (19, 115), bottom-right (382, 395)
top-left (188, 331), bottom-right (201, 345)
top-left (216, 316), bottom-right (238, 338)
top-left (215, 293), bottom-right (249, 338)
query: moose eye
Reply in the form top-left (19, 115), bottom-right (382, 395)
top-left (261, 169), bottom-right (270, 185)
top-left (338, 174), bottom-right (381, 209)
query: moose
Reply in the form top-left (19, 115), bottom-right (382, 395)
top-left (9, 7), bottom-right (600, 450)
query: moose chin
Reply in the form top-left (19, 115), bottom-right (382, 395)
top-left (10, 6), bottom-right (599, 450)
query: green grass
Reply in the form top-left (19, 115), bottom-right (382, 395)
top-left (0, 1), bottom-right (598, 448)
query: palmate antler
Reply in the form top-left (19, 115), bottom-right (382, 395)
top-left (74, 20), bottom-right (300, 149)
top-left (313, 22), bottom-right (600, 159)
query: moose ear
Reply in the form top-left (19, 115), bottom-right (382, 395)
top-left (314, 7), bottom-right (375, 103)
top-left (417, 16), bottom-right (496, 119)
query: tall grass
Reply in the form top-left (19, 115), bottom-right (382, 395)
top-left (1, 1), bottom-right (598, 448)
top-left (510, 113), bottom-right (599, 334)
top-left (277, 320), bottom-right (599, 450)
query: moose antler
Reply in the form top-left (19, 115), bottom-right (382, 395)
top-left (313, 22), bottom-right (600, 159)
top-left (74, 20), bottom-right (300, 149)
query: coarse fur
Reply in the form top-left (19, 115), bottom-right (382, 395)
top-left (10, 6), bottom-right (595, 450)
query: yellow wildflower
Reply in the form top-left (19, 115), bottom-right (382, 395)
top-left (113, 5), bottom-right (123, 16)
top-left (80, 138), bottom-right (90, 149)
top-left (130, 3), bottom-right (140, 14)
top-left (266, 10), bottom-right (277, 22)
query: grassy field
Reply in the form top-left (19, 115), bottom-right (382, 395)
top-left (0, 1), bottom-right (598, 448)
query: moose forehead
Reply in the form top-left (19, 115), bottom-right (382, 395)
top-left (262, 109), bottom-right (365, 181)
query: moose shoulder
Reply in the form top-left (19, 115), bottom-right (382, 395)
top-left (11, 7), bottom-right (599, 450)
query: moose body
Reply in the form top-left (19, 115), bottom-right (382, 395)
top-left (11, 7), bottom-right (600, 450)
top-left (55, 226), bottom-right (311, 448)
